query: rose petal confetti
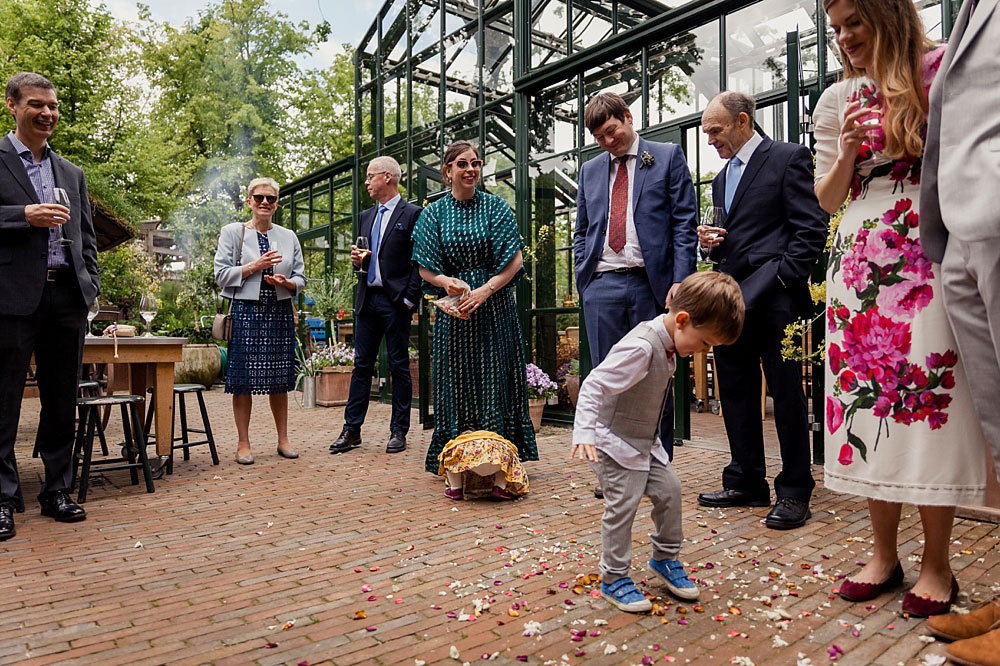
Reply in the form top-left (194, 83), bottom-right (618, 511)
top-left (264, 643), bottom-right (278, 648)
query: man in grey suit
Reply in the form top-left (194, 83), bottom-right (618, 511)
top-left (920, 2), bottom-right (1000, 662)
top-left (0, 72), bottom-right (98, 540)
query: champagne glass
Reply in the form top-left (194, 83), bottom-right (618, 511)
top-left (355, 236), bottom-right (370, 274)
top-left (268, 240), bottom-right (281, 273)
top-left (52, 187), bottom-right (73, 247)
top-left (699, 206), bottom-right (726, 264)
top-left (86, 299), bottom-right (100, 338)
top-left (846, 77), bottom-right (891, 169)
top-left (138, 294), bottom-right (158, 337)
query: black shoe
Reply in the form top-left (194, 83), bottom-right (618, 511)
top-left (697, 488), bottom-right (771, 508)
top-left (39, 490), bottom-right (87, 523)
top-left (594, 487), bottom-right (604, 499)
top-left (765, 497), bottom-right (811, 530)
top-left (329, 428), bottom-right (362, 454)
top-left (385, 431), bottom-right (406, 454)
top-left (0, 506), bottom-right (14, 541)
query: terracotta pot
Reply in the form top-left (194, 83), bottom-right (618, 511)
top-left (175, 344), bottom-right (221, 386)
top-left (528, 398), bottom-right (546, 432)
top-left (316, 366), bottom-right (353, 406)
top-left (565, 375), bottom-right (580, 407)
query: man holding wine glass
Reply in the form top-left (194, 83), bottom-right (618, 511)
top-left (0, 72), bottom-right (100, 539)
top-left (329, 156), bottom-right (422, 457)
top-left (695, 92), bottom-right (826, 530)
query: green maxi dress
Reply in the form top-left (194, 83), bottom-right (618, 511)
top-left (412, 190), bottom-right (539, 474)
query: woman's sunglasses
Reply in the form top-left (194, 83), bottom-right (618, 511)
top-left (448, 159), bottom-right (484, 170)
top-left (251, 194), bottom-right (278, 204)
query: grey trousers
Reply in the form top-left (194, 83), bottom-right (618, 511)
top-left (591, 451), bottom-right (684, 584)
top-left (941, 236), bottom-right (1000, 477)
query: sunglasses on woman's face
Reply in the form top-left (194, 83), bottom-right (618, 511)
top-left (251, 194), bottom-right (278, 204)
top-left (448, 159), bottom-right (484, 170)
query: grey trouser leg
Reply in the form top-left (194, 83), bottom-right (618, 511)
top-left (941, 236), bottom-right (1000, 477)
top-left (592, 452), bottom-right (684, 584)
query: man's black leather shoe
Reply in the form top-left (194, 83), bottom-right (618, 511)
top-left (0, 506), bottom-right (15, 540)
top-left (329, 428), bottom-right (362, 454)
top-left (697, 488), bottom-right (771, 508)
top-left (39, 491), bottom-right (87, 523)
top-left (765, 497), bottom-right (811, 530)
top-left (385, 431), bottom-right (406, 454)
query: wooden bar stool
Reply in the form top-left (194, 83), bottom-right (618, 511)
top-left (72, 394), bottom-right (155, 503)
top-left (144, 384), bottom-right (220, 475)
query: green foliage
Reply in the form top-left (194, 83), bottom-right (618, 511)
top-left (305, 273), bottom-right (344, 322)
top-left (97, 240), bottom-right (160, 319)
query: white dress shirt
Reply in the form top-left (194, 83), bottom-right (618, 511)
top-left (572, 314), bottom-right (675, 470)
top-left (596, 134), bottom-right (644, 271)
top-left (730, 131), bottom-right (763, 187)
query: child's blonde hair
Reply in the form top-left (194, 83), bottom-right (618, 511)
top-left (668, 272), bottom-right (745, 345)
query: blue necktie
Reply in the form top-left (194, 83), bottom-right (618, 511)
top-left (368, 205), bottom-right (388, 285)
top-left (724, 156), bottom-right (743, 213)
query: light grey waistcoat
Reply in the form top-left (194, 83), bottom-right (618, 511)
top-left (596, 321), bottom-right (672, 455)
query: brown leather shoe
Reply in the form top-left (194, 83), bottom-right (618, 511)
top-left (947, 625), bottom-right (1000, 666)
top-left (928, 599), bottom-right (1000, 642)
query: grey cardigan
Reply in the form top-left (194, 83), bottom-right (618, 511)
top-left (214, 222), bottom-right (306, 301)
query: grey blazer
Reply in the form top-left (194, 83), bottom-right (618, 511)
top-left (0, 135), bottom-right (99, 315)
top-left (214, 222), bottom-right (306, 301)
top-left (920, 0), bottom-right (1000, 262)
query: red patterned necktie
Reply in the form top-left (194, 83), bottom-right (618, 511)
top-left (608, 156), bottom-right (629, 253)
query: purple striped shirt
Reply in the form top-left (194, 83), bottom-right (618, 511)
top-left (7, 131), bottom-right (67, 268)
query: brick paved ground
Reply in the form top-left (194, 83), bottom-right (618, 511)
top-left (3, 388), bottom-right (999, 666)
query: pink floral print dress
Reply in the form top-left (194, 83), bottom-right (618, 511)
top-left (813, 46), bottom-right (988, 505)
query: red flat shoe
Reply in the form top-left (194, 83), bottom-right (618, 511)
top-left (839, 562), bottom-right (904, 602)
top-left (444, 488), bottom-right (463, 501)
top-left (490, 486), bottom-right (515, 501)
top-left (901, 576), bottom-right (959, 617)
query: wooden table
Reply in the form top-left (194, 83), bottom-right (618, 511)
top-left (82, 336), bottom-right (187, 456)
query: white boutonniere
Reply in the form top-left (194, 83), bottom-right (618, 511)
top-left (639, 151), bottom-right (655, 168)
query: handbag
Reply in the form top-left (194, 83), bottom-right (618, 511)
top-left (212, 225), bottom-right (246, 342)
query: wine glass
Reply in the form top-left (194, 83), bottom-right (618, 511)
top-left (138, 294), bottom-right (157, 337)
top-left (699, 206), bottom-right (726, 264)
top-left (52, 187), bottom-right (73, 247)
top-left (846, 77), bottom-right (891, 169)
top-left (268, 240), bottom-right (281, 272)
top-left (355, 236), bottom-right (370, 274)
top-left (86, 299), bottom-right (100, 338)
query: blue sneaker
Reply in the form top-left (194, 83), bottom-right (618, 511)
top-left (648, 558), bottom-right (699, 601)
top-left (600, 577), bottom-right (652, 613)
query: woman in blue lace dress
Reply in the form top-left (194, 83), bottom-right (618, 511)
top-left (412, 141), bottom-right (538, 483)
top-left (214, 177), bottom-right (306, 464)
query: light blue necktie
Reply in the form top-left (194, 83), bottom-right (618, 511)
top-left (724, 156), bottom-right (743, 213)
top-left (367, 205), bottom-right (388, 285)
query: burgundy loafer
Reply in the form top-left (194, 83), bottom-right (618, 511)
top-left (444, 488), bottom-right (463, 501)
top-left (838, 562), bottom-right (904, 602)
top-left (490, 486), bottom-right (515, 501)
top-left (902, 576), bottom-right (959, 617)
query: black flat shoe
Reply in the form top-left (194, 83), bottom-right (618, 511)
top-left (329, 428), bottom-right (362, 454)
top-left (385, 431), bottom-right (406, 454)
top-left (697, 488), bottom-right (770, 508)
top-left (0, 506), bottom-right (14, 541)
top-left (39, 490), bottom-right (87, 523)
top-left (765, 497), bottom-right (811, 530)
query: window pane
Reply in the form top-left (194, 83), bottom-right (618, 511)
top-left (650, 21), bottom-right (719, 125)
top-left (726, 0), bottom-right (818, 96)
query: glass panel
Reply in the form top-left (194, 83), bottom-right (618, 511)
top-left (531, 0), bottom-right (569, 70)
top-left (382, 0), bottom-right (407, 65)
top-left (649, 21), bottom-right (719, 125)
top-left (756, 100), bottom-right (787, 143)
top-left (483, 17), bottom-right (514, 94)
top-left (917, 0), bottom-right (944, 40)
top-left (572, 3), bottom-right (613, 52)
top-left (616, 5), bottom-right (649, 33)
top-left (582, 52), bottom-right (642, 142)
top-left (411, 79), bottom-right (439, 129)
top-left (444, 1), bottom-right (472, 34)
top-left (530, 79), bottom-right (578, 156)
top-left (726, 0), bottom-right (818, 96)
top-left (412, 129), bottom-right (446, 197)
top-left (443, 27), bottom-right (480, 115)
top-left (383, 73), bottom-right (403, 138)
top-left (412, 2), bottom-right (440, 53)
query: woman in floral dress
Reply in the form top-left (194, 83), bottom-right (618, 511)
top-left (814, 0), bottom-right (989, 616)
top-left (412, 140), bottom-right (538, 483)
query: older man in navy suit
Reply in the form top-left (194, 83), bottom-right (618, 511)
top-left (695, 91), bottom-right (826, 530)
top-left (574, 92), bottom-right (698, 468)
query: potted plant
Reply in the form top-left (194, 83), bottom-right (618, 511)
top-left (525, 363), bottom-right (558, 432)
top-left (408, 346), bottom-right (420, 398)
top-left (295, 342), bottom-right (319, 408)
top-left (564, 359), bottom-right (581, 407)
top-left (311, 342), bottom-right (356, 407)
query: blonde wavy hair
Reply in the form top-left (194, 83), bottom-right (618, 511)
top-left (824, 0), bottom-right (934, 159)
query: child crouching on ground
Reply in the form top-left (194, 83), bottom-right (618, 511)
top-left (571, 272), bottom-right (745, 612)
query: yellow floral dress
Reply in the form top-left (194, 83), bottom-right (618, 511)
top-left (438, 430), bottom-right (529, 498)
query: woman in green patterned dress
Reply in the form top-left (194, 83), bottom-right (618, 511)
top-left (412, 141), bottom-right (538, 483)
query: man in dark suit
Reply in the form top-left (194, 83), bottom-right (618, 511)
top-left (695, 91), bottom-right (826, 529)
top-left (330, 156), bottom-right (422, 455)
top-left (0, 72), bottom-right (99, 539)
top-left (574, 92), bottom-right (698, 465)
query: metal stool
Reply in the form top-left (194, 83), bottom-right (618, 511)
top-left (33, 380), bottom-right (108, 458)
top-left (144, 384), bottom-right (219, 475)
top-left (72, 394), bottom-right (155, 503)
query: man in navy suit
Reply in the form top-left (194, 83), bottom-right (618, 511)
top-left (330, 156), bottom-right (422, 456)
top-left (0, 72), bottom-right (98, 539)
top-left (695, 91), bottom-right (826, 530)
top-left (574, 92), bottom-right (698, 467)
